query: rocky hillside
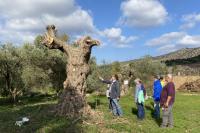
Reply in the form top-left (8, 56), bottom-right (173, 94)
top-left (122, 47), bottom-right (200, 75)
top-left (123, 47), bottom-right (200, 65)
top-left (154, 47), bottom-right (200, 61)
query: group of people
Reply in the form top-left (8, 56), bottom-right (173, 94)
top-left (99, 73), bottom-right (175, 128)
top-left (154, 74), bottom-right (175, 128)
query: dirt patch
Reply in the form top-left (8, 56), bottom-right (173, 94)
top-left (173, 76), bottom-right (200, 89)
top-left (83, 109), bottom-right (130, 133)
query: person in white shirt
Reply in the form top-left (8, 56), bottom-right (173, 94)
top-left (106, 84), bottom-right (112, 111)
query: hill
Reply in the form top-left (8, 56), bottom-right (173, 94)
top-left (123, 47), bottom-right (200, 64)
top-left (122, 47), bottom-right (200, 74)
top-left (154, 47), bottom-right (200, 61)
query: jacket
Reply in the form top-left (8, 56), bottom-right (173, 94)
top-left (138, 90), bottom-right (145, 104)
top-left (102, 80), bottom-right (120, 99)
top-left (153, 80), bottom-right (162, 101)
top-left (135, 83), bottom-right (145, 103)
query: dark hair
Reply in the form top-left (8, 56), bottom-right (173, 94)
top-left (160, 76), bottom-right (163, 80)
top-left (114, 74), bottom-right (119, 80)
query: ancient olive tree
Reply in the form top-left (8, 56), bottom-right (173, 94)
top-left (42, 25), bottom-right (100, 117)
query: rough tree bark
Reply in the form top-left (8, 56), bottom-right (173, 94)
top-left (42, 25), bottom-right (100, 118)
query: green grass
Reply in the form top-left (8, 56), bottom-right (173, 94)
top-left (0, 95), bottom-right (82, 133)
top-left (87, 93), bottom-right (200, 133)
top-left (0, 93), bottom-right (200, 133)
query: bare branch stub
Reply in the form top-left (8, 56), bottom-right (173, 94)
top-left (41, 25), bottom-right (70, 54)
top-left (41, 25), bottom-right (100, 117)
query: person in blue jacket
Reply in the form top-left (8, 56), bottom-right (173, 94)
top-left (153, 75), bottom-right (163, 119)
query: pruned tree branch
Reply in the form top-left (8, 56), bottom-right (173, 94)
top-left (41, 25), bottom-right (100, 55)
top-left (41, 25), bottom-right (71, 54)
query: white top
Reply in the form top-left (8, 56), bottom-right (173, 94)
top-left (106, 90), bottom-right (110, 97)
top-left (106, 81), bottom-right (114, 97)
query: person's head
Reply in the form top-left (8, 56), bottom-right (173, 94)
top-left (154, 75), bottom-right (160, 81)
top-left (134, 78), bottom-right (141, 84)
top-left (160, 76), bottom-right (163, 81)
top-left (112, 74), bottom-right (118, 81)
top-left (165, 74), bottom-right (173, 82)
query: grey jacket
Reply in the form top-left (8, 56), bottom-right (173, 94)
top-left (102, 80), bottom-right (120, 99)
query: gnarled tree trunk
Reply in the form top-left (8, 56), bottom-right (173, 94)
top-left (42, 25), bottom-right (100, 118)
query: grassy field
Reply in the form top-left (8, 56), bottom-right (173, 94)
top-left (0, 93), bottom-right (200, 133)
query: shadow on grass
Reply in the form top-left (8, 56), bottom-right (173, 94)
top-left (131, 107), bottom-right (137, 116)
top-left (145, 105), bottom-right (154, 116)
top-left (0, 96), bottom-right (83, 133)
top-left (88, 98), bottom-right (101, 109)
top-left (0, 94), bottom-right (57, 106)
top-left (145, 104), bottom-right (162, 127)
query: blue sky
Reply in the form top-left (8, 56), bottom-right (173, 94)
top-left (0, 0), bottom-right (200, 64)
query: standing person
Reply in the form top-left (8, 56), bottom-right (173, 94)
top-left (99, 75), bottom-right (123, 116)
top-left (160, 74), bottom-right (175, 128)
top-left (106, 84), bottom-right (112, 111)
top-left (153, 75), bottom-right (163, 119)
top-left (134, 78), bottom-right (145, 120)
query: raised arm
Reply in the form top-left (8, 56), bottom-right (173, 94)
top-left (102, 80), bottom-right (112, 84)
top-left (99, 77), bottom-right (112, 84)
top-left (41, 25), bottom-right (71, 55)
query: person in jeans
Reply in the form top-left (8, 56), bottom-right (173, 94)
top-left (153, 75), bottom-right (163, 119)
top-left (99, 74), bottom-right (123, 116)
top-left (160, 74), bottom-right (175, 128)
top-left (134, 78), bottom-right (145, 120)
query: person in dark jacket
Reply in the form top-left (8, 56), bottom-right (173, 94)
top-left (153, 75), bottom-right (163, 119)
top-left (99, 74), bottom-right (123, 116)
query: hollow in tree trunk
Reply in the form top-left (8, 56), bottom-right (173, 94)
top-left (42, 25), bottom-right (100, 118)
